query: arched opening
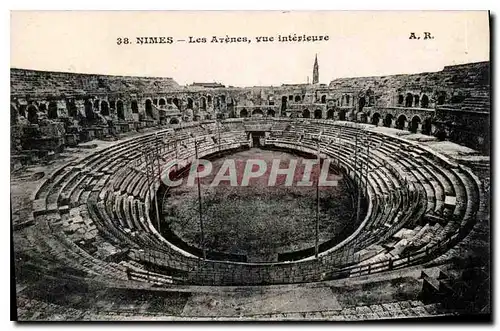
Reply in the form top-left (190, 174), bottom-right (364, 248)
top-left (187, 98), bottom-right (194, 109)
top-left (66, 100), bottom-right (77, 118)
top-left (338, 109), bottom-right (346, 121)
top-left (200, 97), bottom-right (207, 110)
top-left (281, 96), bottom-right (287, 112)
top-left (358, 97), bottom-right (366, 111)
top-left (398, 94), bottom-right (404, 105)
top-left (437, 93), bottom-right (446, 105)
top-left (145, 99), bottom-right (153, 118)
top-left (422, 118), bottom-right (432, 135)
top-left (421, 94), bottom-right (429, 108)
top-left (173, 98), bottom-right (180, 110)
top-left (314, 109), bottom-right (322, 119)
top-left (396, 114), bottom-right (407, 130)
top-left (131, 100), bottom-right (139, 114)
top-left (100, 101), bottom-right (109, 116)
top-left (84, 100), bottom-right (94, 120)
top-left (116, 100), bottom-right (125, 120)
top-left (302, 109), bottom-right (310, 118)
top-left (267, 109), bottom-right (275, 117)
top-left (240, 108), bottom-right (248, 118)
top-left (48, 101), bottom-right (58, 119)
top-left (169, 117), bottom-right (179, 124)
top-left (27, 105), bottom-right (38, 123)
top-left (371, 113), bottom-right (381, 126)
top-left (327, 108), bottom-right (334, 119)
top-left (18, 106), bottom-right (26, 118)
top-left (11, 105), bottom-right (18, 125)
top-left (405, 93), bottom-right (413, 107)
top-left (345, 95), bottom-right (350, 106)
top-left (207, 95), bottom-right (212, 104)
top-left (252, 108), bottom-right (264, 117)
top-left (410, 116), bottom-right (421, 133)
top-left (414, 95), bottom-right (420, 107)
top-left (93, 99), bottom-right (100, 111)
top-left (321, 95), bottom-right (327, 103)
top-left (383, 114), bottom-right (393, 127)
top-left (294, 95), bottom-right (301, 103)
top-left (38, 103), bottom-right (47, 113)
top-left (159, 98), bottom-right (166, 107)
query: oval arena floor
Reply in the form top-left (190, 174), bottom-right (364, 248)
top-left (163, 148), bottom-right (359, 263)
top-left (12, 118), bottom-right (490, 320)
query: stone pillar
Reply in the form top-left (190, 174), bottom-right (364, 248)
top-left (75, 100), bottom-right (85, 117)
top-left (403, 120), bottom-right (409, 131)
top-left (431, 124), bottom-right (438, 135)
top-left (122, 100), bottom-right (132, 121)
top-left (152, 105), bottom-right (160, 121)
top-left (138, 98), bottom-right (146, 116)
top-left (55, 100), bottom-right (66, 117)
top-left (346, 111), bottom-right (353, 121)
top-left (390, 119), bottom-right (395, 128)
top-left (417, 122), bottom-right (423, 133)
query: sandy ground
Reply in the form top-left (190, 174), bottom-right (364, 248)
top-left (164, 148), bottom-right (358, 262)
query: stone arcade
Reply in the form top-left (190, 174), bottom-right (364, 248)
top-left (10, 58), bottom-right (490, 168)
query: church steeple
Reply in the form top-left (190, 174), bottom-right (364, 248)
top-left (312, 54), bottom-right (319, 84)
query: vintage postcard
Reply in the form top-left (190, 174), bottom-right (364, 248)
top-left (10, 11), bottom-right (491, 321)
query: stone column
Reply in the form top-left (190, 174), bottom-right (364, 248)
top-left (122, 100), bottom-right (132, 121)
top-left (431, 124), bottom-right (438, 135)
top-left (403, 120), bottom-right (409, 131)
top-left (138, 98), bottom-right (146, 116)
top-left (417, 122), bottom-right (423, 133)
top-left (56, 100), bottom-right (67, 117)
top-left (75, 100), bottom-right (85, 117)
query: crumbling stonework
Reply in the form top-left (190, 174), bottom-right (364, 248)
top-left (10, 61), bottom-right (490, 167)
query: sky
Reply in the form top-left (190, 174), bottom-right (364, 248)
top-left (10, 11), bottom-right (490, 87)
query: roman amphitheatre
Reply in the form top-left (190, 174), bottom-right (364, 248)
top-left (10, 58), bottom-right (490, 320)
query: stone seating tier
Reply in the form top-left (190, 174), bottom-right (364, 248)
top-left (30, 119), bottom-right (482, 286)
